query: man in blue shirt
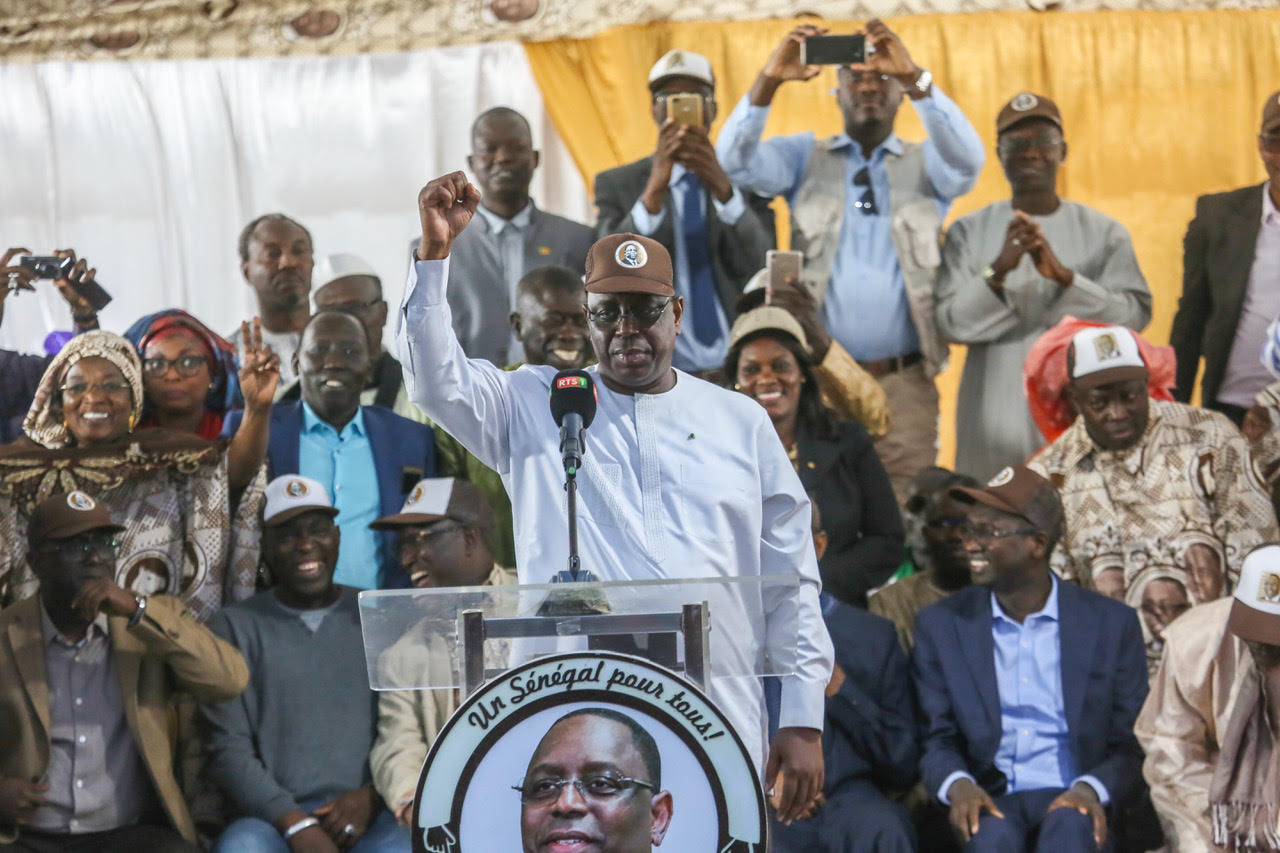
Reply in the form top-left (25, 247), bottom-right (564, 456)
top-left (223, 311), bottom-right (436, 589)
top-left (595, 49), bottom-right (775, 375)
top-left (717, 20), bottom-right (985, 502)
top-left (913, 465), bottom-right (1147, 851)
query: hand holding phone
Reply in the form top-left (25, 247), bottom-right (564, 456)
top-left (665, 92), bottom-right (703, 128)
top-left (766, 250), bottom-right (804, 303)
top-left (800, 34), bottom-right (866, 66)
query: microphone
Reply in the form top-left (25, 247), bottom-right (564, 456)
top-left (549, 369), bottom-right (597, 476)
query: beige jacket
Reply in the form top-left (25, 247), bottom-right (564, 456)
top-left (1135, 597), bottom-right (1255, 852)
top-left (369, 565), bottom-right (516, 812)
top-left (0, 595), bottom-right (248, 844)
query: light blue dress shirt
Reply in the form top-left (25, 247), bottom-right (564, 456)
top-left (630, 163), bottom-right (745, 372)
top-left (937, 577), bottom-right (1109, 804)
top-left (298, 401), bottom-right (382, 590)
top-left (716, 88), bottom-right (984, 361)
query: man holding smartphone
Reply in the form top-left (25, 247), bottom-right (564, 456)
top-left (717, 21), bottom-right (984, 504)
top-left (595, 49), bottom-right (775, 376)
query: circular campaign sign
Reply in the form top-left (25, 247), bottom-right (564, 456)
top-left (412, 651), bottom-right (767, 853)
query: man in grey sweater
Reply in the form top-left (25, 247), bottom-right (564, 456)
top-left (200, 475), bottom-right (410, 853)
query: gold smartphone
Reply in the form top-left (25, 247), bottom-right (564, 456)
top-left (666, 92), bottom-right (704, 127)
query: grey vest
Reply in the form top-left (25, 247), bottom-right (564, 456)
top-left (790, 137), bottom-right (948, 377)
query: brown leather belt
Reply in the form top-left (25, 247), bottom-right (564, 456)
top-left (859, 351), bottom-right (923, 379)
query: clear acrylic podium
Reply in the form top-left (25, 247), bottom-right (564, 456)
top-left (357, 575), bottom-right (802, 696)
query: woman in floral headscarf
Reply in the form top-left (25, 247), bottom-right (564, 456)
top-left (0, 322), bottom-right (277, 619)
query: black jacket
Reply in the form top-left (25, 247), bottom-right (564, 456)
top-left (795, 420), bottom-right (904, 607)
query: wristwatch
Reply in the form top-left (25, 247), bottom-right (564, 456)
top-left (128, 595), bottom-right (147, 627)
top-left (912, 69), bottom-right (933, 97)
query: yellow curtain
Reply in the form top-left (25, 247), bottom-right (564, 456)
top-left (525, 11), bottom-right (1280, 466)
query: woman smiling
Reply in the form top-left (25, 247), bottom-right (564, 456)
top-left (724, 304), bottom-right (904, 607)
top-left (0, 323), bottom-right (277, 618)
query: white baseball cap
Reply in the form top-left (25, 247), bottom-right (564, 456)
top-left (648, 50), bottom-right (714, 90)
top-left (313, 253), bottom-right (380, 292)
top-left (1068, 326), bottom-right (1148, 390)
top-left (263, 475), bottom-right (339, 528)
top-left (369, 477), bottom-right (493, 531)
top-left (1229, 545), bottom-right (1280, 646)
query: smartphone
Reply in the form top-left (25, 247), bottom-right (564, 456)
top-left (666, 92), bottom-right (703, 128)
top-left (766, 250), bottom-right (804, 301)
top-left (800, 34), bottom-right (866, 66)
top-left (19, 255), bottom-right (73, 280)
top-left (18, 255), bottom-right (112, 310)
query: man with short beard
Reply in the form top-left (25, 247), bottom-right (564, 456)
top-left (518, 709), bottom-right (673, 853)
top-left (202, 476), bottom-right (410, 853)
top-left (717, 20), bottom-right (984, 503)
top-left (412, 107), bottom-right (594, 366)
top-left (870, 466), bottom-right (978, 653)
top-left (1028, 325), bottom-right (1278, 672)
top-left (1136, 544), bottom-right (1280, 852)
top-left (397, 172), bottom-right (833, 824)
top-left (936, 93), bottom-right (1151, 480)
top-left (232, 213), bottom-right (314, 390)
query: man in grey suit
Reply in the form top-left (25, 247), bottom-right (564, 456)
top-left (1171, 90), bottom-right (1280, 425)
top-left (409, 107), bottom-right (594, 366)
top-left (594, 50), bottom-right (775, 374)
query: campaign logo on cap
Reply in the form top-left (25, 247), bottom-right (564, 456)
top-left (407, 484), bottom-right (425, 506)
top-left (987, 467), bottom-right (1015, 487)
top-left (1011, 92), bottom-right (1038, 111)
top-left (66, 491), bottom-right (96, 511)
top-left (615, 240), bottom-right (648, 269)
top-left (1228, 545), bottom-right (1280, 645)
top-left (285, 479), bottom-right (309, 498)
top-left (1092, 332), bottom-right (1123, 362)
top-left (1260, 571), bottom-right (1280, 604)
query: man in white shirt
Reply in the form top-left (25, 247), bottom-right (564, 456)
top-left (396, 171), bottom-right (834, 823)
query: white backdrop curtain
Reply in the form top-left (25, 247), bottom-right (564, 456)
top-left (0, 41), bottom-right (591, 355)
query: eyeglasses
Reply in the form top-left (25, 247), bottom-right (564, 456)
top-left (142, 355), bottom-right (207, 377)
top-left (398, 523), bottom-right (466, 553)
top-left (1259, 135), bottom-right (1280, 154)
top-left (41, 531), bottom-right (121, 560)
top-left (60, 381), bottom-right (131, 400)
top-left (587, 297), bottom-right (674, 331)
top-left (997, 137), bottom-right (1064, 158)
top-left (513, 774), bottom-right (656, 805)
top-left (853, 167), bottom-right (877, 215)
top-left (955, 524), bottom-right (1037, 541)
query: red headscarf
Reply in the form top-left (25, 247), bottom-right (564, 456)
top-left (1023, 316), bottom-right (1177, 444)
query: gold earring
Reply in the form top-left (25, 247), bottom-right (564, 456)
top-left (128, 411), bottom-right (139, 431)
top-left (733, 383), bottom-right (742, 391)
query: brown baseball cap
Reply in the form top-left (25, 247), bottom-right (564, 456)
top-left (370, 477), bottom-right (493, 531)
top-left (584, 233), bottom-right (674, 297)
top-left (1262, 90), bottom-right (1280, 136)
top-left (27, 490), bottom-right (125, 549)
top-left (949, 465), bottom-right (1064, 536)
top-left (996, 92), bottom-right (1063, 135)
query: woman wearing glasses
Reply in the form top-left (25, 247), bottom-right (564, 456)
top-left (0, 323), bottom-right (277, 619)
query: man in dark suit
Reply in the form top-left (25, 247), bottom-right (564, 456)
top-left (224, 311), bottom-right (435, 590)
top-left (913, 465), bottom-right (1148, 852)
top-left (407, 107), bottom-right (595, 366)
top-left (594, 49), bottom-right (775, 374)
top-left (1170, 90), bottom-right (1280, 424)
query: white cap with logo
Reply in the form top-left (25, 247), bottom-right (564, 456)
top-left (1068, 325), bottom-right (1148, 390)
top-left (263, 475), bottom-right (340, 527)
top-left (648, 50), bottom-right (714, 90)
top-left (1228, 545), bottom-right (1280, 646)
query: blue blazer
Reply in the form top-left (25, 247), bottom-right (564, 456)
top-left (912, 579), bottom-right (1148, 804)
top-left (821, 595), bottom-right (919, 794)
top-left (224, 401), bottom-right (436, 588)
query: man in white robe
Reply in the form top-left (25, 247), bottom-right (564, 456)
top-left (936, 92), bottom-right (1151, 479)
top-left (395, 172), bottom-right (834, 823)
